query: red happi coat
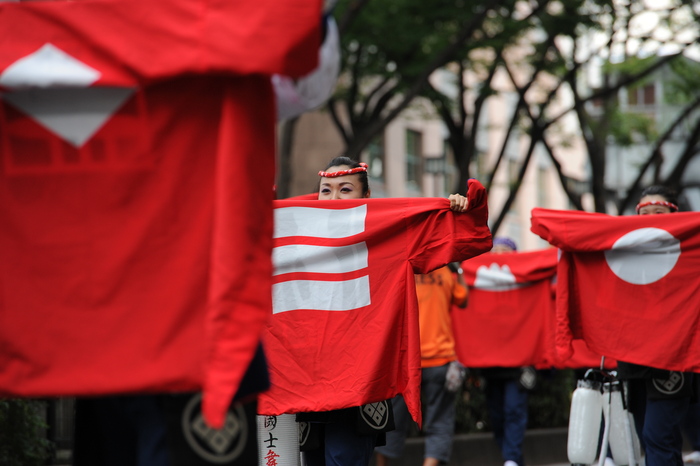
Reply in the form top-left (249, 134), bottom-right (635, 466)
top-left (455, 249), bottom-right (558, 368)
top-left (531, 208), bottom-right (700, 372)
top-left (258, 181), bottom-right (493, 425)
top-left (0, 0), bottom-right (320, 427)
top-left (455, 248), bottom-right (614, 369)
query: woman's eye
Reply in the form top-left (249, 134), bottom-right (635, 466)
top-left (341, 187), bottom-right (352, 193)
top-left (321, 188), bottom-right (330, 193)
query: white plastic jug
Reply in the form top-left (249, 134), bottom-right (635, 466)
top-left (602, 383), bottom-right (642, 466)
top-left (568, 379), bottom-right (603, 464)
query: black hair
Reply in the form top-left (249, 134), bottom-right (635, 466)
top-left (639, 185), bottom-right (678, 206)
top-left (320, 156), bottom-right (370, 195)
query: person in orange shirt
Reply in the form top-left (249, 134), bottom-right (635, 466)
top-left (375, 265), bottom-right (468, 466)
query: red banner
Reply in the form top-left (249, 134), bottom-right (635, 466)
top-left (454, 249), bottom-right (557, 367)
top-left (0, 0), bottom-right (320, 428)
top-left (455, 248), bottom-right (614, 369)
top-left (531, 208), bottom-right (700, 372)
top-left (0, 0), bottom-right (319, 86)
top-left (258, 181), bottom-right (493, 425)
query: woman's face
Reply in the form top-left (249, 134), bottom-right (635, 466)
top-left (318, 165), bottom-right (369, 200)
top-left (638, 194), bottom-right (673, 215)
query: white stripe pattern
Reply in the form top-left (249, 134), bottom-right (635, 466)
top-left (272, 205), bottom-right (371, 313)
top-left (274, 205), bottom-right (367, 239)
top-left (273, 243), bottom-right (368, 276)
top-left (272, 276), bottom-right (371, 314)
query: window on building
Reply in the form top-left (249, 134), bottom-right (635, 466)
top-left (507, 158), bottom-right (519, 185)
top-left (406, 129), bottom-right (423, 188)
top-left (444, 141), bottom-right (460, 196)
top-left (643, 84), bottom-right (655, 105)
top-left (537, 166), bottom-right (547, 207)
top-left (366, 135), bottom-right (385, 182)
top-left (628, 84), bottom-right (655, 107)
top-left (506, 158), bottom-right (520, 214)
top-left (589, 88), bottom-right (604, 108)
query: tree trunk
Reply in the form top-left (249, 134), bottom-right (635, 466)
top-left (334, 0), bottom-right (506, 160)
top-left (453, 135), bottom-right (471, 194)
top-left (276, 116), bottom-right (300, 199)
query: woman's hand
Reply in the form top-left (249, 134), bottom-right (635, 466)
top-left (448, 194), bottom-right (469, 212)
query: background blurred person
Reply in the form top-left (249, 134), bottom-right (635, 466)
top-left (478, 237), bottom-right (533, 466)
top-left (375, 264), bottom-right (468, 466)
top-left (617, 185), bottom-right (699, 466)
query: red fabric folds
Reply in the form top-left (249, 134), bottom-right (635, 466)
top-left (0, 0), bottom-right (321, 428)
top-left (454, 249), bottom-right (558, 368)
top-left (530, 208), bottom-right (700, 373)
top-left (0, 0), bottom-right (320, 86)
top-left (454, 247), bottom-right (614, 369)
top-left (258, 180), bottom-right (493, 426)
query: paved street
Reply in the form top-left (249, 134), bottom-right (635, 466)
top-left (393, 429), bottom-right (698, 466)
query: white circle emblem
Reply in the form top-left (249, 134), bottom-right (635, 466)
top-left (604, 228), bottom-right (681, 285)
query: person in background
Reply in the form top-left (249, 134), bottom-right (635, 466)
top-left (299, 157), bottom-right (470, 466)
top-left (374, 263), bottom-right (468, 466)
top-left (295, 158), bottom-right (385, 466)
top-left (479, 237), bottom-right (533, 466)
top-left (617, 185), bottom-right (700, 466)
top-left (73, 5), bottom-right (341, 462)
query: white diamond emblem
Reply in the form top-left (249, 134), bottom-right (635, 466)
top-left (0, 43), bottom-right (101, 89)
top-left (1, 43), bottom-right (134, 147)
top-left (3, 87), bottom-right (135, 147)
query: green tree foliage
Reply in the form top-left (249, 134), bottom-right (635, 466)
top-left (326, 0), bottom-right (700, 227)
top-left (665, 58), bottom-right (700, 104)
top-left (0, 399), bottom-right (54, 466)
top-left (526, 369), bottom-right (575, 429)
top-left (329, 0), bottom-right (506, 160)
top-left (455, 376), bottom-right (489, 433)
top-left (606, 109), bottom-right (657, 146)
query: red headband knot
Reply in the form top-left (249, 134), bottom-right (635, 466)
top-left (635, 200), bottom-right (678, 214)
top-left (318, 163), bottom-right (368, 178)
